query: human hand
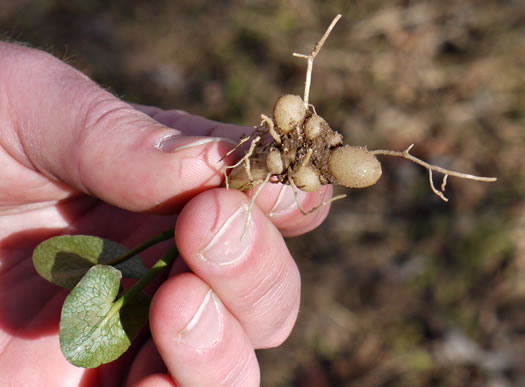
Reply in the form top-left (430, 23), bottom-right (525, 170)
top-left (0, 42), bottom-right (332, 386)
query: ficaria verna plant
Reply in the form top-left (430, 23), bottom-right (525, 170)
top-left (32, 14), bottom-right (496, 368)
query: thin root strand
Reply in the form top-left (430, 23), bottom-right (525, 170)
top-left (243, 137), bottom-right (261, 182)
top-left (241, 173), bottom-right (272, 240)
top-left (429, 169), bottom-right (448, 202)
top-left (293, 14), bottom-right (342, 108)
top-left (219, 135), bottom-right (251, 162)
top-left (289, 177), bottom-right (346, 215)
top-left (371, 144), bottom-right (497, 201)
top-left (262, 114), bottom-right (281, 144)
top-left (441, 174), bottom-right (448, 192)
top-left (224, 136), bottom-right (261, 189)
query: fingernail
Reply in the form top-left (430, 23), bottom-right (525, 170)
top-left (268, 186), bottom-right (308, 216)
top-left (156, 135), bottom-right (236, 153)
top-left (198, 204), bottom-right (254, 266)
top-left (177, 289), bottom-right (223, 351)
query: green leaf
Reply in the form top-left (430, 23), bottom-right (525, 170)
top-left (59, 265), bottom-right (150, 368)
top-left (32, 235), bottom-right (147, 289)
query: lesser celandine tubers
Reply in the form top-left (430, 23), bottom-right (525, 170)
top-left (273, 94), bottom-right (308, 135)
top-left (224, 14), bottom-right (496, 217)
top-left (329, 146), bottom-right (382, 189)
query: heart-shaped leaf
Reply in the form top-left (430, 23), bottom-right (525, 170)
top-left (33, 235), bottom-right (147, 289)
top-left (59, 265), bottom-right (150, 368)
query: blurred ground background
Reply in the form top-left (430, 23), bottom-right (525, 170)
top-left (1, 1), bottom-right (524, 386)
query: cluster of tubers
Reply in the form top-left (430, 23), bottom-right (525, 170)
top-left (224, 14), bottom-right (496, 216)
top-left (227, 94), bottom-right (383, 193)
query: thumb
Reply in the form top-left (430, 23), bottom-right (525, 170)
top-left (2, 42), bottom-right (236, 212)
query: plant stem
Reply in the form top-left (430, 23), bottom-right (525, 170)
top-left (293, 14), bottom-right (341, 108)
top-left (116, 245), bottom-right (178, 308)
top-left (107, 229), bottom-right (174, 266)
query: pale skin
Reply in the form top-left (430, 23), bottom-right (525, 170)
top-left (0, 42), bottom-right (333, 386)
